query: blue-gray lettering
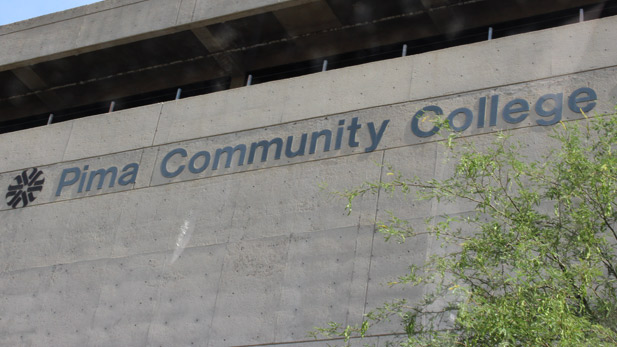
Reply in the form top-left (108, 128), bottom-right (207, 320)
top-left (335, 119), bottom-right (345, 150)
top-left (188, 151), bottom-right (211, 174)
top-left (309, 129), bottom-right (332, 154)
top-left (55, 167), bottom-right (80, 196)
top-left (568, 87), bottom-right (597, 113)
top-left (285, 134), bottom-right (307, 158)
top-left (347, 117), bottom-right (361, 147)
top-left (448, 108), bottom-right (473, 131)
top-left (477, 97), bottom-right (487, 128)
top-left (536, 93), bottom-right (563, 126)
top-left (78, 165), bottom-right (89, 193)
top-left (365, 120), bottom-right (389, 152)
top-left (118, 163), bottom-right (139, 185)
top-left (411, 106), bottom-right (442, 138)
top-left (86, 167), bottom-right (118, 191)
top-left (161, 148), bottom-right (187, 178)
top-left (213, 145), bottom-right (246, 170)
top-left (248, 138), bottom-right (283, 164)
top-left (489, 95), bottom-right (499, 126)
top-left (503, 99), bottom-right (529, 124)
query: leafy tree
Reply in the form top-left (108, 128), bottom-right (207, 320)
top-left (312, 109), bottom-right (617, 346)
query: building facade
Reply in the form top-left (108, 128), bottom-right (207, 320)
top-left (1, 0), bottom-right (616, 346)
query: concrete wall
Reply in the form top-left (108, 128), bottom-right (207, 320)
top-left (0, 0), bottom-right (309, 70)
top-left (0, 15), bottom-right (616, 347)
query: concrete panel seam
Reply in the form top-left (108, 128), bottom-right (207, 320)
top-left (418, 138), bottom-right (448, 329)
top-left (407, 60), bottom-right (414, 99)
top-left (240, 332), bottom-right (404, 346)
top-left (363, 150), bottom-right (385, 316)
top-left (273, 234), bottom-right (294, 343)
top-left (85, 274), bottom-right (106, 346)
top-left (60, 120), bottom-right (75, 163)
top-left (135, 149), bottom-right (147, 191)
top-left (191, 0), bottom-right (198, 23)
top-left (1, 148), bottom-right (385, 211)
top-left (150, 62), bottom-right (617, 149)
top-left (151, 103), bottom-right (165, 147)
top-left (4, 115), bottom-right (606, 212)
top-left (204, 244), bottom-right (227, 347)
top-left (175, 0), bottom-right (183, 25)
top-left (344, 215), bottom-right (363, 327)
top-left (146, 147), bottom-right (161, 188)
top-left (145, 240), bottom-right (178, 346)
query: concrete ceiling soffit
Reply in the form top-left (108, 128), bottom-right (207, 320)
top-left (11, 67), bottom-right (63, 110)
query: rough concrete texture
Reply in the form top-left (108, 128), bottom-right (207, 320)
top-left (1, 16), bottom-right (617, 347)
top-left (2, 16), bottom-right (616, 175)
top-left (61, 103), bottom-right (163, 162)
top-left (0, 0), bottom-right (308, 70)
top-left (1, 65), bottom-right (614, 211)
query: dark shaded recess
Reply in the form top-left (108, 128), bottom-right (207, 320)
top-left (31, 31), bottom-right (211, 87)
top-left (327, 0), bottom-right (426, 25)
top-left (0, 77), bottom-right (230, 133)
top-left (0, 30), bottom-right (215, 123)
top-left (207, 12), bottom-right (289, 50)
top-left (1, 0), bottom-right (616, 134)
top-left (0, 71), bottom-right (31, 98)
top-left (248, 2), bottom-right (617, 84)
top-left (491, 2), bottom-right (617, 37)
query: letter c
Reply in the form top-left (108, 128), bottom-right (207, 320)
top-left (161, 148), bottom-right (187, 178)
top-left (411, 106), bottom-right (442, 138)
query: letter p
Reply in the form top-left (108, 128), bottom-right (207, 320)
top-left (55, 167), bottom-right (80, 196)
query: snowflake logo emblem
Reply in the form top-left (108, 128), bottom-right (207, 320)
top-left (6, 168), bottom-right (45, 209)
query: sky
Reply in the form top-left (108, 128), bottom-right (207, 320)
top-left (0, 0), bottom-right (100, 26)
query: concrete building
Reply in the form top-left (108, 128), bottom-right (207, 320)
top-left (1, 0), bottom-right (616, 345)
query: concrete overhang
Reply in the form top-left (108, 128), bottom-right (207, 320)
top-left (0, 0), bottom-right (613, 129)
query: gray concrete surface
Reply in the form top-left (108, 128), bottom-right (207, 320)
top-left (0, 14), bottom-right (616, 347)
top-left (2, 16), bottom-right (616, 175)
top-left (0, 0), bottom-right (309, 70)
top-left (1, 65), bottom-right (614, 211)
